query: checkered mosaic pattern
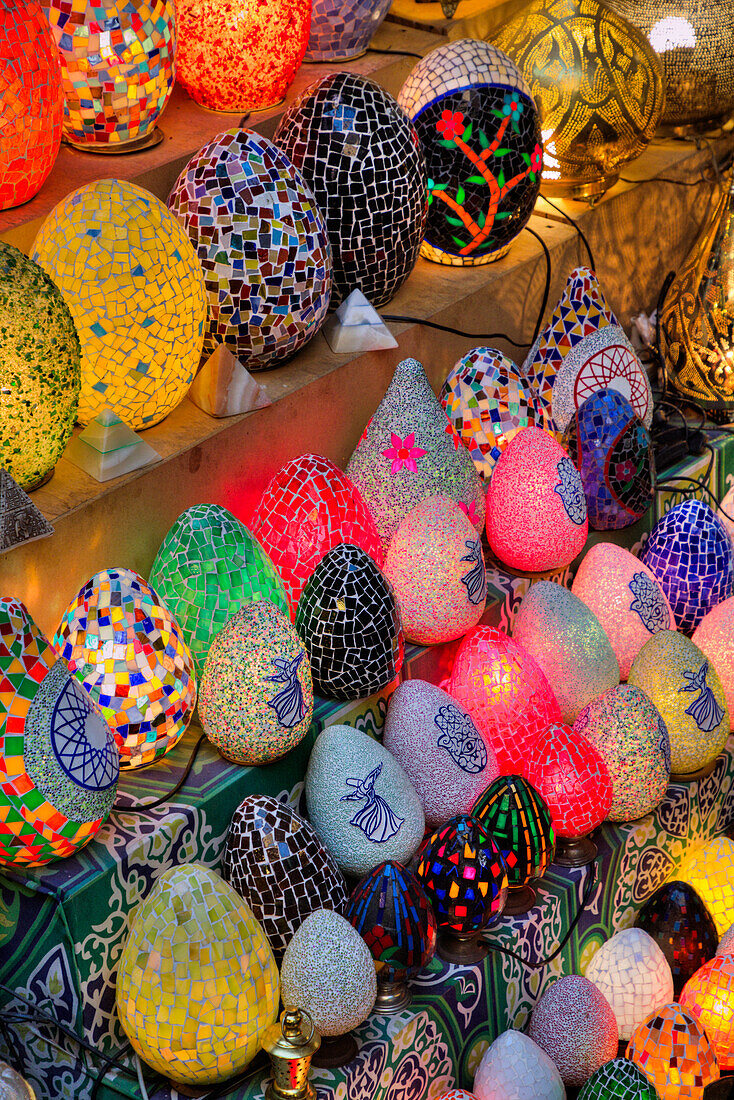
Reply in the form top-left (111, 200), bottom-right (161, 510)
top-left (54, 567), bottom-right (197, 769)
top-left (0, 1), bottom-right (62, 211)
top-left (416, 814), bottom-right (507, 933)
top-left (168, 128), bottom-right (331, 373)
top-left (31, 179), bottom-right (207, 430)
top-left (274, 73), bottom-right (427, 307)
top-left (525, 723), bottom-right (612, 838)
top-left (44, 0), bottom-right (175, 147)
top-left (295, 542), bottom-right (404, 701)
top-left (627, 1003), bottom-right (720, 1097)
top-left (636, 882), bottom-right (719, 997)
top-left (471, 775), bottom-right (555, 888)
top-left (221, 795), bottom-right (349, 962)
top-left (346, 861), bottom-right (437, 979)
top-left (305, 0), bottom-right (392, 61)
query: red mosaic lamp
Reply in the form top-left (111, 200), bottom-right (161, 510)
top-left (175, 0), bottom-right (311, 112)
top-left (0, 0), bottom-right (63, 211)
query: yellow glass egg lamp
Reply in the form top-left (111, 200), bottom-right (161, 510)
top-left (679, 837), bottom-right (734, 937)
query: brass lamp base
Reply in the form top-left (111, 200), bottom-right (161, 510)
top-left (541, 171), bottom-right (620, 204)
top-left (437, 928), bottom-right (491, 965)
top-left (373, 976), bottom-right (412, 1015)
top-left (63, 127), bottom-right (164, 155)
top-left (311, 1033), bottom-right (358, 1069)
top-left (670, 757), bottom-right (720, 783)
top-left (503, 883), bottom-right (537, 916)
top-left (553, 834), bottom-right (597, 868)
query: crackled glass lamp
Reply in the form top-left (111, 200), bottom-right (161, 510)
top-left (495, 0), bottom-right (665, 201)
top-left (175, 0), bottom-right (310, 112)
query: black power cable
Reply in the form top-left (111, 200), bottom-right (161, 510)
top-left (111, 733), bottom-right (208, 816)
top-left (536, 193), bottom-right (596, 272)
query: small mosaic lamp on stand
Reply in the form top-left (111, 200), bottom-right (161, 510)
top-left (262, 1009), bottom-right (321, 1100)
top-left (416, 814), bottom-right (508, 964)
top-left (346, 862), bottom-right (437, 1013)
top-left (44, 0), bottom-right (175, 153)
top-left (471, 776), bottom-right (555, 915)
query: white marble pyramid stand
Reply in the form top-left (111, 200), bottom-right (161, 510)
top-left (323, 289), bottom-right (399, 353)
top-left (64, 409), bottom-right (161, 483)
top-left (188, 343), bottom-right (272, 417)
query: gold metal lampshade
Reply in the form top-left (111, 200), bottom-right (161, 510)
top-left (607, 0), bottom-right (734, 131)
top-left (494, 0), bottom-right (665, 201)
top-left (660, 169), bottom-right (734, 418)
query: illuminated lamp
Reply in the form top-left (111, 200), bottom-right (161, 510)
top-left (635, 881), bottom-right (719, 997)
top-left (0, 596), bottom-right (118, 867)
top-left (439, 347), bottom-right (546, 480)
top-left (659, 171), bottom-right (734, 418)
top-left (54, 567), bottom-right (197, 769)
top-left (495, 0), bottom-right (665, 202)
top-left (31, 179), bottom-right (207, 430)
top-left (0, 1), bottom-right (62, 211)
top-left (627, 1002), bottom-right (720, 1099)
top-left (397, 39), bottom-right (542, 267)
top-left (525, 722), bottom-right (612, 866)
top-left (485, 426), bottom-right (588, 574)
top-left (471, 775), bottom-right (555, 914)
top-left (346, 861), bottom-right (437, 1013)
top-left (694, 596), bottom-right (734, 724)
top-left (448, 625), bottom-right (562, 774)
top-left (679, 837), bottom-right (734, 937)
top-left (523, 267), bottom-right (654, 434)
top-left (168, 129), bottom-right (331, 373)
top-left (607, 0), bottom-right (734, 131)
top-left (274, 73), bottom-right (427, 308)
top-left (584, 929), bottom-right (674, 1041)
top-left (44, 0), bottom-right (175, 152)
top-left (680, 955), bottom-right (734, 1070)
top-left (305, 0), bottom-right (391, 61)
top-left (528, 975), bottom-right (619, 1087)
top-left (175, 0), bottom-right (310, 112)
top-left (250, 453), bottom-right (383, 618)
top-left (415, 814), bottom-right (507, 964)
top-left (0, 242), bottom-right (80, 492)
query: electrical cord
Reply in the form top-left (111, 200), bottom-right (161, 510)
top-left (111, 733), bottom-right (208, 816)
top-left (521, 224), bottom-right (552, 346)
top-left (536, 193), bottom-right (596, 272)
top-left (366, 46), bottom-right (425, 60)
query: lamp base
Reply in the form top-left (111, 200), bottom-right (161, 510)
top-left (304, 49), bottom-right (368, 63)
top-left (63, 127), bottom-right (164, 155)
top-left (670, 757), bottom-right (720, 783)
top-left (437, 928), bottom-right (491, 965)
top-left (311, 1034), bottom-right (359, 1069)
top-left (503, 883), bottom-right (537, 916)
top-left (541, 172), bottom-right (619, 204)
top-left (373, 977), bottom-right (412, 1015)
top-left (553, 835), bottom-right (597, 868)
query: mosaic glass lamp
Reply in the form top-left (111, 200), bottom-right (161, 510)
top-left (584, 929), bottom-right (674, 1041)
top-left (471, 775), bottom-right (555, 914)
top-left (117, 864), bottom-right (279, 1087)
top-left (31, 179), bottom-right (207, 430)
top-left (577, 1057), bottom-right (660, 1099)
top-left (148, 503), bottom-right (289, 677)
top-left (44, 0), bottom-right (175, 152)
top-left (0, 242), bottom-right (80, 492)
top-left (305, 0), bottom-right (391, 61)
top-left (0, 597), bottom-right (118, 867)
top-left (175, 0), bottom-right (310, 112)
top-left (474, 1030), bottom-right (565, 1100)
top-left (54, 567), bottom-right (197, 769)
top-left (679, 836), bottom-right (734, 936)
top-left (0, 1), bottom-right (63, 211)
top-left (169, 129), bottom-right (331, 373)
top-left (495, 0), bottom-right (665, 201)
top-left (398, 39), bottom-right (542, 266)
top-left (635, 881), bottom-right (719, 997)
top-left (346, 862), bottom-right (437, 1013)
top-left (607, 0), bottom-right (734, 131)
top-left (626, 1002), bottom-right (720, 1099)
top-left (415, 814), bottom-right (508, 964)
top-left (274, 73), bottom-right (427, 308)
top-left (659, 171), bottom-right (734, 417)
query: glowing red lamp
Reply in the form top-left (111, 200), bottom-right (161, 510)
top-left (525, 722), bottom-right (613, 867)
top-left (250, 454), bottom-right (383, 618)
top-left (175, 0), bottom-right (310, 112)
top-left (0, 0), bottom-right (63, 211)
top-left (680, 954), bottom-right (734, 1070)
top-left (448, 625), bottom-right (562, 774)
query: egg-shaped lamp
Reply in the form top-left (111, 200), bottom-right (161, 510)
top-left (305, 0), bottom-right (391, 61)
top-left (626, 1002), bottom-right (720, 1099)
top-left (693, 596), bottom-right (734, 728)
top-left (680, 954), bottom-right (734, 1071)
top-left (584, 929), bottom-right (674, 1041)
top-left (578, 1058), bottom-right (660, 1099)
top-left (679, 836), bottom-right (734, 937)
top-left (528, 975), bottom-right (619, 1087)
top-left (635, 881), bottom-right (719, 997)
top-left (44, 0), bottom-right (175, 152)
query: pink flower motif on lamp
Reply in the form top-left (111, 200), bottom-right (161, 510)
top-left (382, 433), bottom-right (427, 474)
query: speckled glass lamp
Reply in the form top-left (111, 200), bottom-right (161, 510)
top-left (398, 39), bottom-right (542, 266)
top-left (495, 0), bottom-right (665, 201)
top-left (44, 0), bottom-right (175, 152)
top-left (0, 242), bottom-right (80, 491)
top-left (31, 179), bottom-right (207, 430)
top-left (0, 0), bottom-right (63, 211)
top-left (305, 0), bottom-right (391, 60)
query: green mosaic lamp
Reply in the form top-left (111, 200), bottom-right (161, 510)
top-left (578, 1057), bottom-right (660, 1098)
top-left (148, 503), bottom-right (289, 676)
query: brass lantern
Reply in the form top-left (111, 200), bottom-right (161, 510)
top-left (494, 0), bottom-right (666, 201)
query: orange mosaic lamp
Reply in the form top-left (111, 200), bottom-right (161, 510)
top-left (680, 954), bottom-right (734, 1071)
top-left (44, 0), bottom-right (176, 152)
top-left (626, 1002), bottom-right (720, 1098)
top-left (0, 0), bottom-right (63, 211)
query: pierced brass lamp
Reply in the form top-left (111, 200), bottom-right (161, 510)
top-left (495, 0), bottom-right (666, 201)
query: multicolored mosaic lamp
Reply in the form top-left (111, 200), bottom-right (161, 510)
top-left (117, 864), bottom-right (279, 1086)
top-left (584, 929), bottom-right (674, 1041)
top-left (54, 568), bottom-right (197, 769)
top-left (635, 881), bottom-right (719, 997)
top-left (398, 39), bottom-right (542, 266)
top-left (148, 503), bottom-right (289, 677)
top-left (415, 814), bottom-right (508, 963)
top-left (176, 0), bottom-right (310, 111)
top-left (681, 954), bottom-right (734, 1070)
top-left (627, 1002), bottom-right (721, 1099)
top-left (31, 179), bottom-right (207, 430)
top-left (0, 242), bottom-right (80, 492)
top-left (0, 597), bottom-right (118, 867)
top-left (471, 775), bottom-right (555, 914)
top-left (169, 129), bottom-right (331, 373)
top-left (346, 862), bottom-right (437, 1013)
top-left (679, 836), bottom-right (734, 936)
top-left (495, 0), bottom-right (665, 201)
top-left (305, 0), bottom-right (391, 61)
top-left (44, 0), bottom-right (175, 152)
top-left (0, 0), bottom-right (63, 211)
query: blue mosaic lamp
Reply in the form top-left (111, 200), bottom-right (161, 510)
top-left (305, 0), bottom-right (392, 61)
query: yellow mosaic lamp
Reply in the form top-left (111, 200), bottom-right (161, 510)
top-left (116, 863), bottom-right (279, 1087)
top-left (31, 178), bottom-right (207, 430)
top-left (679, 836), bottom-right (734, 936)
top-left (495, 0), bottom-right (666, 202)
